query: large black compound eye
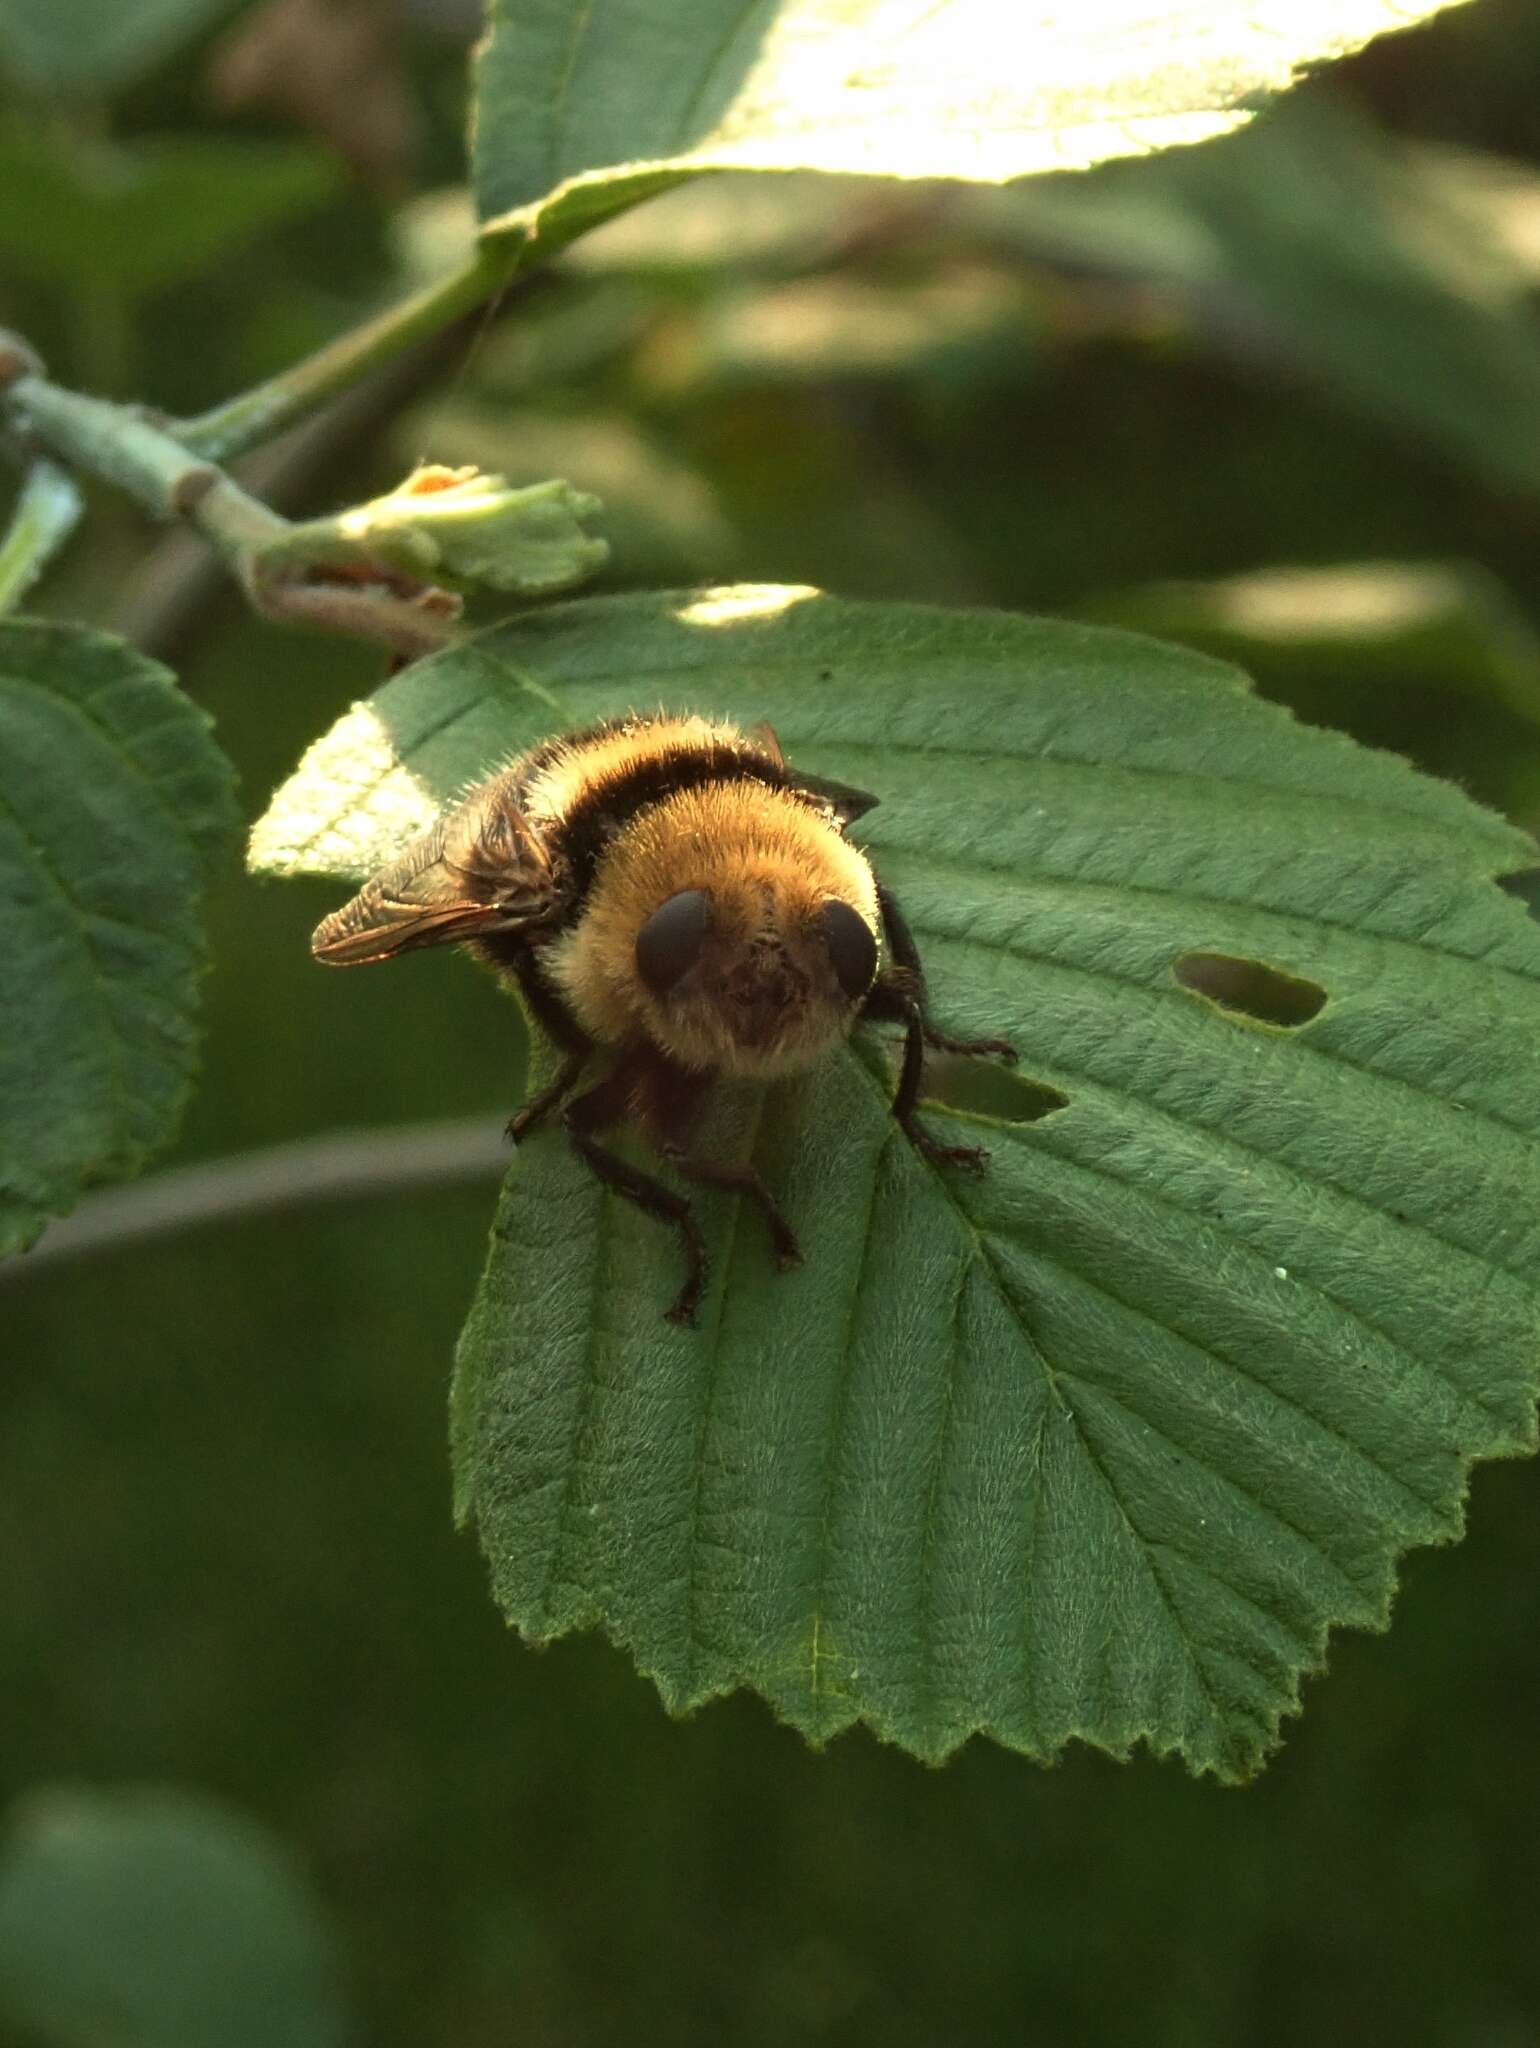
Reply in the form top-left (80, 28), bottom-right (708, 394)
top-left (635, 888), bottom-right (711, 995)
top-left (819, 898), bottom-right (878, 1000)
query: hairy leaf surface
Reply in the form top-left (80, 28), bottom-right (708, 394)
top-left (473, 0), bottom-right (1476, 246)
top-left (254, 587), bottom-right (1540, 1777)
top-left (0, 621), bottom-right (237, 1256)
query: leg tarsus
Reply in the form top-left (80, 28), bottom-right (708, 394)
top-left (923, 1026), bottom-right (1017, 1063)
top-left (664, 1150), bottom-right (803, 1272)
top-left (565, 1058), bottom-right (708, 1324)
top-left (507, 1048), bottom-right (588, 1142)
top-left (876, 972), bottom-right (995, 1177)
top-left (906, 1124), bottom-right (989, 1174)
top-left (868, 889), bottom-right (1016, 1063)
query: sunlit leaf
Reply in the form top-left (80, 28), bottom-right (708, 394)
top-left (0, 621), bottom-right (237, 1257)
top-left (254, 586), bottom-right (1540, 1779)
top-left (473, 0), bottom-right (1476, 247)
top-left (0, 1786), bottom-right (346, 2048)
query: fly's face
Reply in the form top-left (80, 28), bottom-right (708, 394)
top-left (632, 880), bottom-right (880, 1078)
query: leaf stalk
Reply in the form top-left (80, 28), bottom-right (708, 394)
top-left (176, 236), bottom-right (525, 463)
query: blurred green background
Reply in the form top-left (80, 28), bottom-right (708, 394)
top-left (5, 1), bottom-right (1540, 2041)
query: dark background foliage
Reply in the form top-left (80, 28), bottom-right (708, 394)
top-left (4, 1), bottom-right (1540, 2040)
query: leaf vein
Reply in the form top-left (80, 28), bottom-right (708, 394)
top-left (981, 1229), bottom-right (1453, 1522)
top-left (682, 1090), bottom-right (764, 1690)
top-left (805, 1128), bottom-right (892, 1701)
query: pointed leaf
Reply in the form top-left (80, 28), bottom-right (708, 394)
top-left (472, 0), bottom-right (1476, 247)
top-left (0, 620), bottom-right (238, 1257)
top-left (254, 586), bottom-right (1540, 1778)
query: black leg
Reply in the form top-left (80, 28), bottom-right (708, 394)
top-left (925, 1022), bottom-right (1018, 1061)
top-left (864, 883), bottom-right (1012, 1172)
top-left (504, 948), bottom-right (594, 1142)
top-left (564, 1055), bottom-right (708, 1325)
top-left (507, 1048), bottom-right (588, 1142)
top-left (876, 882), bottom-right (1016, 1061)
top-left (881, 983), bottom-right (988, 1175)
top-left (664, 1152), bottom-right (803, 1270)
top-left (641, 1050), bottom-right (803, 1280)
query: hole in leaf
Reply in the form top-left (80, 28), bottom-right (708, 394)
top-left (922, 1053), bottom-right (1068, 1124)
top-left (1497, 868), bottom-right (1540, 920)
top-left (1174, 951), bottom-right (1327, 1029)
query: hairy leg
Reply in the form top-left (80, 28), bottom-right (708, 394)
top-left (876, 883), bottom-right (1016, 1061)
top-left (863, 978), bottom-right (988, 1172)
top-left (563, 1051), bottom-right (709, 1325)
top-left (644, 1052), bottom-right (803, 1275)
top-left (505, 948), bottom-right (593, 1141)
top-left (865, 883), bottom-right (1015, 1168)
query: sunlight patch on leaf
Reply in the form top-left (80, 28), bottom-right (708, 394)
top-left (247, 700), bottom-right (442, 882)
top-left (676, 583), bottom-right (820, 628)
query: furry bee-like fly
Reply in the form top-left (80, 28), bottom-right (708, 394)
top-left (312, 714), bottom-right (1014, 1323)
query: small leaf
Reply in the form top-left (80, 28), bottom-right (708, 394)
top-left (0, 1786), bottom-right (346, 2048)
top-left (472, 0), bottom-right (1475, 246)
top-left (267, 464), bottom-right (609, 597)
top-left (0, 620), bottom-right (238, 1257)
top-left (0, 0), bottom-right (239, 95)
top-left (255, 587), bottom-right (1540, 1778)
top-left (0, 124), bottom-right (343, 300)
top-left (389, 405), bottom-right (739, 585)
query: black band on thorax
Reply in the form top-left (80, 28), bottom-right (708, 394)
top-left (555, 738), bottom-right (794, 908)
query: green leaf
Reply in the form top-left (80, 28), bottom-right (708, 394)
top-left (254, 586), bottom-right (1540, 1779)
top-left (0, 1786), bottom-right (346, 2048)
top-left (988, 90), bottom-right (1540, 496)
top-left (472, 0), bottom-right (1475, 246)
top-left (390, 403), bottom-right (740, 585)
top-left (0, 0), bottom-right (239, 95)
top-left (0, 124), bottom-right (343, 301)
top-left (265, 464), bottom-right (609, 598)
top-left (0, 620), bottom-right (237, 1257)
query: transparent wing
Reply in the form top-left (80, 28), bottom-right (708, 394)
top-left (311, 779), bottom-right (560, 965)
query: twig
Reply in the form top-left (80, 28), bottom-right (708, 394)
top-left (2, 347), bottom-right (459, 660)
top-left (113, 307), bottom-right (479, 657)
top-left (0, 459), bottom-right (83, 614)
top-left (177, 237), bottom-right (525, 463)
top-left (4, 1116), bottom-right (511, 1280)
